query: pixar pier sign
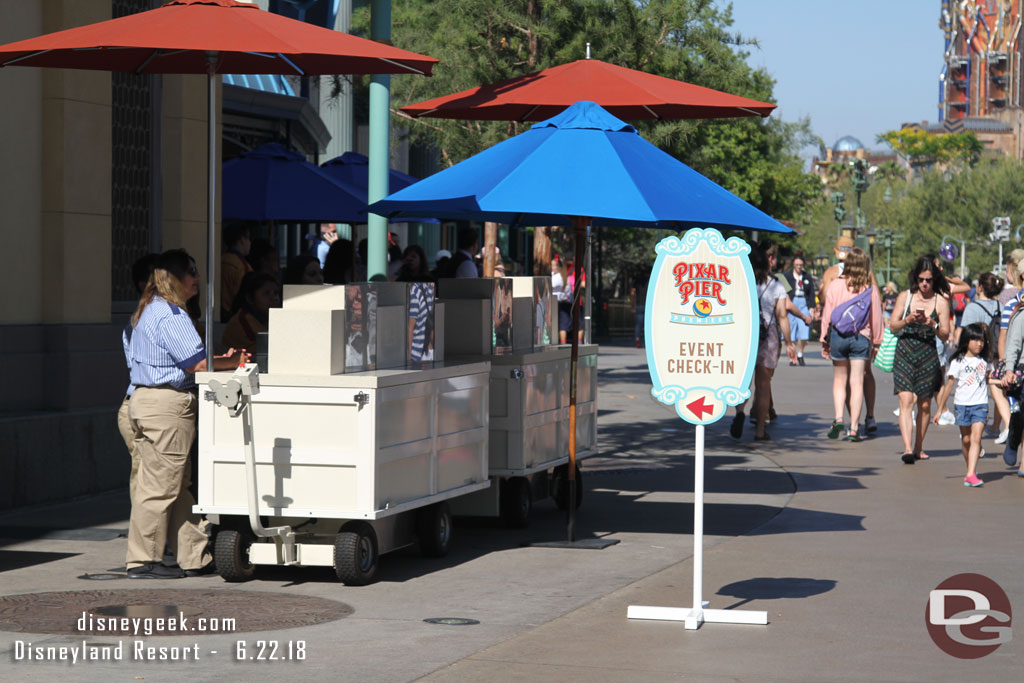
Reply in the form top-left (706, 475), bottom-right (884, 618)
top-left (645, 228), bottom-right (756, 426)
top-left (629, 227), bottom-right (767, 631)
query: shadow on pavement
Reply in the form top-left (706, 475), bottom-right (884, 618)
top-left (747, 506), bottom-right (865, 535)
top-left (0, 550), bottom-right (81, 573)
top-left (716, 576), bottom-right (837, 610)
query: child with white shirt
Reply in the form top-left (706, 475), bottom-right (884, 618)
top-left (933, 323), bottom-right (992, 487)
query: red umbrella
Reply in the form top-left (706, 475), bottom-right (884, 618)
top-left (0, 0), bottom-right (436, 76)
top-left (0, 0), bottom-right (438, 366)
top-left (401, 57), bottom-right (776, 547)
top-left (401, 58), bottom-right (774, 122)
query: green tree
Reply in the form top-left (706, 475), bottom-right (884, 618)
top-left (874, 160), bottom-right (906, 183)
top-left (876, 128), bottom-right (984, 172)
top-left (879, 159), bottom-right (1024, 281)
top-left (355, 0), bottom-right (820, 285)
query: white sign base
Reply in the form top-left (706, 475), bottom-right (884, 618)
top-left (627, 425), bottom-right (767, 630)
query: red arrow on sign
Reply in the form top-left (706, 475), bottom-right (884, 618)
top-left (687, 396), bottom-right (714, 419)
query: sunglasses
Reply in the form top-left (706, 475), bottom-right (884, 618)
top-left (186, 266), bottom-right (199, 277)
top-left (917, 276), bottom-right (933, 283)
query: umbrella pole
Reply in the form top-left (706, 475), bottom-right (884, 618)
top-left (205, 60), bottom-right (216, 370)
top-left (533, 217), bottom-right (617, 549)
top-left (566, 218), bottom-right (586, 542)
top-left (584, 225), bottom-right (592, 343)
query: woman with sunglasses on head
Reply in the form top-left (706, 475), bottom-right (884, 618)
top-left (125, 248), bottom-right (249, 579)
top-left (890, 256), bottom-right (951, 464)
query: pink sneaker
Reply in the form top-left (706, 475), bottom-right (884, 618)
top-left (963, 474), bottom-right (984, 487)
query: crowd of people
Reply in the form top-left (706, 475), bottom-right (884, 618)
top-left (732, 235), bottom-right (1024, 488)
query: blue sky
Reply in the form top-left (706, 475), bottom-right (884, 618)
top-left (719, 0), bottom-right (943, 159)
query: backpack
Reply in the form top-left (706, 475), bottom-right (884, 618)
top-left (966, 300), bottom-right (1001, 349)
top-left (436, 250), bottom-right (472, 278)
top-left (952, 291), bottom-right (968, 315)
top-left (830, 286), bottom-right (873, 336)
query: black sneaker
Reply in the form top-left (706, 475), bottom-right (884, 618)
top-left (127, 563), bottom-right (184, 579)
top-left (797, 356), bottom-right (806, 366)
top-left (730, 412), bottom-right (745, 439)
top-left (183, 562), bottom-right (216, 577)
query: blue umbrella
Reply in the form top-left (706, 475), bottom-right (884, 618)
top-left (223, 142), bottom-right (367, 223)
top-left (320, 152), bottom-right (438, 223)
top-left (369, 102), bottom-right (791, 546)
top-left (368, 100), bottom-right (793, 233)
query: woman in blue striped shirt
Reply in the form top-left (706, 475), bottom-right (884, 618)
top-left (125, 249), bottom-right (248, 579)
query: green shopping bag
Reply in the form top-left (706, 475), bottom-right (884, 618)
top-left (873, 327), bottom-right (897, 372)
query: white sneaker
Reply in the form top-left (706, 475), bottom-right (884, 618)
top-left (979, 448), bottom-right (987, 459)
top-left (938, 410), bottom-right (956, 426)
top-left (995, 429), bottom-right (1010, 445)
top-left (893, 406), bottom-right (900, 417)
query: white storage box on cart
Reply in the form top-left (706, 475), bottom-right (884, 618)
top-left (447, 343), bottom-right (599, 521)
top-left (195, 363), bottom-right (490, 522)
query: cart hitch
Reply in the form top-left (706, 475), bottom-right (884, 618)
top-left (208, 364), bottom-right (298, 564)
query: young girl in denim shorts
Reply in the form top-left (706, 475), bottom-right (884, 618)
top-left (933, 323), bottom-right (992, 487)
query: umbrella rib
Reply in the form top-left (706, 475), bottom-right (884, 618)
top-left (277, 53), bottom-right (305, 76)
top-left (738, 106), bottom-right (763, 116)
top-left (641, 105), bottom-right (662, 120)
top-left (2, 49), bottom-right (51, 66)
top-left (134, 48), bottom-right (190, 74)
top-left (380, 57), bottom-right (426, 75)
top-left (517, 105), bottom-right (539, 122)
top-left (135, 49), bottom-right (159, 74)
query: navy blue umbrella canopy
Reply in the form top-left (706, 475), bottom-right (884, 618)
top-left (321, 151), bottom-right (421, 194)
top-left (369, 101), bottom-right (792, 234)
top-left (320, 152), bottom-right (437, 223)
top-left (222, 142), bottom-right (367, 223)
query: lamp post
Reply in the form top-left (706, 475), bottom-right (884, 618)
top-left (876, 228), bottom-right (900, 286)
top-left (813, 247), bottom-right (829, 279)
top-left (850, 158), bottom-right (869, 239)
top-left (831, 191), bottom-right (847, 239)
top-left (991, 216), bottom-right (1011, 270)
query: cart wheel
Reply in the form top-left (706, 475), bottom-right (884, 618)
top-left (214, 529), bottom-right (255, 582)
top-left (416, 502), bottom-right (452, 558)
top-left (553, 464), bottom-right (583, 511)
top-left (333, 522), bottom-right (378, 585)
top-left (500, 477), bottom-right (532, 528)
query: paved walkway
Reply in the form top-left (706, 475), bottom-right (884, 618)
top-left (1, 343), bottom-right (1021, 681)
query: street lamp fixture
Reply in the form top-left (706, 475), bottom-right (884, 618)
top-left (813, 247), bottom-right (829, 276)
top-left (991, 216), bottom-right (1011, 270)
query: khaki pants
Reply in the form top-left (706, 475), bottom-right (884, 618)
top-left (126, 387), bottom-right (210, 570)
top-left (116, 395), bottom-right (140, 501)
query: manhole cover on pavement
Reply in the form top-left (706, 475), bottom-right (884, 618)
top-left (0, 590), bottom-right (352, 636)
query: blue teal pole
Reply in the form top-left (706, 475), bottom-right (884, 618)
top-left (367, 0), bottom-right (391, 281)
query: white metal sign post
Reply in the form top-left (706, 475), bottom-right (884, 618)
top-left (627, 228), bottom-right (768, 630)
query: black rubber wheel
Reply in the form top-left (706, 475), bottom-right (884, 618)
top-left (416, 502), bottom-right (452, 558)
top-left (214, 529), bottom-right (255, 582)
top-left (500, 477), bottom-right (532, 528)
top-left (553, 463), bottom-right (583, 511)
top-left (333, 522), bottom-right (378, 585)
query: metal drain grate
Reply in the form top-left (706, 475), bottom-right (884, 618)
top-left (423, 617), bottom-right (480, 626)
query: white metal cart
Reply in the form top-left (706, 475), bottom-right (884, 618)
top-left (195, 361), bottom-right (490, 585)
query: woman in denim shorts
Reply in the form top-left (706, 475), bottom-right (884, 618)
top-left (820, 248), bottom-right (883, 442)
